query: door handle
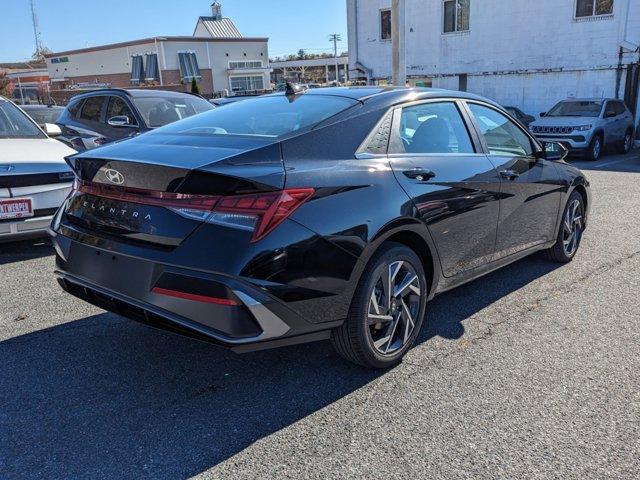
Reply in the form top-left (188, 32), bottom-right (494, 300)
top-left (403, 168), bottom-right (436, 181)
top-left (500, 169), bottom-right (520, 180)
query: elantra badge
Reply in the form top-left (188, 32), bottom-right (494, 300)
top-left (104, 169), bottom-right (125, 185)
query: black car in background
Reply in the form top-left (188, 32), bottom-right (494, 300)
top-left (504, 106), bottom-right (536, 127)
top-left (51, 87), bottom-right (590, 369)
top-left (56, 89), bottom-right (213, 151)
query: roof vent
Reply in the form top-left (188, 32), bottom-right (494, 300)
top-left (211, 1), bottom-right (222, 20)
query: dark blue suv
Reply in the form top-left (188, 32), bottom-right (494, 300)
top-left (56, 89), bottom-right (213, 151)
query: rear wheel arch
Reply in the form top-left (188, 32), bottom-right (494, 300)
top-left (355, 225), bottom-right (439, 300)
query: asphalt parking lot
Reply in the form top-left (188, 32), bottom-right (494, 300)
top-left (1, 150), bottom-right (639, 479)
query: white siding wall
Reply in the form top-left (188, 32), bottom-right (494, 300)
top-left (348, 0), bottom-right (640, 115)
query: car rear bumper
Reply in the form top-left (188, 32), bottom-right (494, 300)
top-left (51, 231), bottom-right (337, 352)
top-left (0, 213), bottom-right (57, 241)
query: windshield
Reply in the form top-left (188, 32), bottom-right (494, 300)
top-left (546, 101), bottom-right (603, 117)
top-left (0, 99), bottom-right (45, 139)
top-left (155, 94), bottom-right (358, 138)
top-left (131, 95), bottom-right (214, 128)
top-left (24, 108), bottom-right (63, 125)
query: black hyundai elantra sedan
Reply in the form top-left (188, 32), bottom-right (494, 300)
top-left (50, 87), bottom-right (590, 369)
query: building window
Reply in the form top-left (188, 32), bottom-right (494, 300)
top-left (144, 53), bottom-right (159, 82)
top-left (380, 9), bottom-right (391, 40)
top-left (229, 60), bottom-right (263, 69)
top-left (178, 52), bottom-right (201, 82)
top-left (576, 0), bottom-right (614, 18)
top-left (230, 75), bottom-right (264, 92)
top-left (130, 55), bottom-right (143, 85)
top-left (443, 0), bottom-right (470, 33)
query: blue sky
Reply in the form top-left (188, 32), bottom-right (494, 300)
top-left (0, 0), bottom-right (347, 62)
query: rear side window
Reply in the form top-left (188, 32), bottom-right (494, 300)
top-left (106, 96), bottom-right (137, 125)
top-left (468, 103), bottom-right (533, 157)
top-left (613, 101), bottom-right (627, 116)
top-left (79, 96), bottom-right (105, 122)
top-left (394, 102), bottom-right (474, 154)
top-left (154, 94), bottom-right (358, 138)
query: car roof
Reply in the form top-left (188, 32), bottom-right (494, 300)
top-left (20, 104), bottom-right (64, 110)
top-left (69, 88), bottom-right (204, 100)
top-left (558, 98), bottom-right (612, 102)
top-left (273, 86), bottom-right (498, 106)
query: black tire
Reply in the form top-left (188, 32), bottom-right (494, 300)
top-left (544, 191), bottom-right (585, 263)
top-left (585, 134), bottom-right (603, 161)
top-left (618, 129), bottom-right (633, 154)
top-left (331, 242), bottom-right (428, 369)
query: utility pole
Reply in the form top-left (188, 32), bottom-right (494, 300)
top-left (391, 0), bottom-right (406, 86)
top-left (30, 0), bottom-right (43, 59)
top-left (329, 33), bottom-right (342, 84)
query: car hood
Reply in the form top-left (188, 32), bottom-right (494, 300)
top-left (0, 138), bottom-right (76, 164)
top-left (530, 117), bottom-right (598, 128)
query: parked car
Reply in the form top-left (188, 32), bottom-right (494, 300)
top-left (20, 104), bottom-right (65, 127)
top-left (56, 89), bottom-right (214, 151)
top-left (51, 87), bottom-right (590, 368)
top-left (529, 98), bottom-right (635, 160)
top-left (503, 106), bottom-right (535, 127)
top-left (0, 96), bottom-right (75, 241)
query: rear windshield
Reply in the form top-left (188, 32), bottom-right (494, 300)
top-left (154, 95), bottom-right (359, 138)
top-left (546, 101), bottom-right (603, 117)
top-left (131, 95), bottom-right (214, 128)
top-left (23, 108), bottom-right (63, 125)
top-left (0, 99), bottom-right (45, 138)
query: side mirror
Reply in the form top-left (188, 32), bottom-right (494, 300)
top-left (539, 112), bottom-right (546, 117)
top-left (604, 111), bottom-right (616, 118)
top-left (107, 115), bottom-right (134, 127)
top-left (42, 123), bottom-right (62, 137)
top-left (542, 141), bottom-right (569, 161)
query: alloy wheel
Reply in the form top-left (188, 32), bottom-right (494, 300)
top-left (367, 260), bottom-right (421, 355)
top-left (624, 133), bottom-right (632, 153)
top-left (592, 137), bottom-right (602, 159)
top-left (562, 199), bottom-right (583, 257)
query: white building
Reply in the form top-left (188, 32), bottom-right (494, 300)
top-left (45, 2), bottom-right (271, 96)
top-left (347, 0), bottom-right (640, 123)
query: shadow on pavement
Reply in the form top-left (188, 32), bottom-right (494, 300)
top-left (568, 149), bottom-right (640, 173)
top-left (0, 237), bottom-right (54, 266)
top-left (0, 254), bottom-right (560, 479)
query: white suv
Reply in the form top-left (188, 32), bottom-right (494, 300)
top-left (529, 98), bottom-right (635, 161)
top-left (0, 97), bottom-right (76, 241)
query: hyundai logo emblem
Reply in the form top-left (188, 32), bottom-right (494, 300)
top-left (104, 168), bottom-right (125, 185)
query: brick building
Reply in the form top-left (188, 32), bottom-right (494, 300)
top-left (44, 2), bottom-right (271, 97)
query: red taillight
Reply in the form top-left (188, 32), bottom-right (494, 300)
top-left (215, 189), bottom-right (314, 242)
top-left (75, 180), bottom-right (314, 242)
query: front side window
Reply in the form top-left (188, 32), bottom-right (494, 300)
top-left (468, 103), bottom-right (533, 157)
top-left (396, 102), bottom-right (474, 154)
top-left (444, 0), bottom-right (470, 33)
top-left (576, 0), bottom-right (614, 18)
top-left (0, 99), bottom-right (45, 138)
top-left (230, 75), bottom-right (265, 93)
top-left (380, 9), bottom-right (391, 40)
top-left (106, 97), bottom-right (137, 125)
top-left (178, 52), bottom-right (201, 82)
top-left (546, 100), bottom-right (603, 117)
top-left (154, 95), bottom-right (358, 138)
top-left (79, 96), bottom-right (106, 122)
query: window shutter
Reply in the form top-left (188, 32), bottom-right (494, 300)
top-left (144, 53), bottom-right (159, 81)
top-left (131, 55), bottom-right (144, 85)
